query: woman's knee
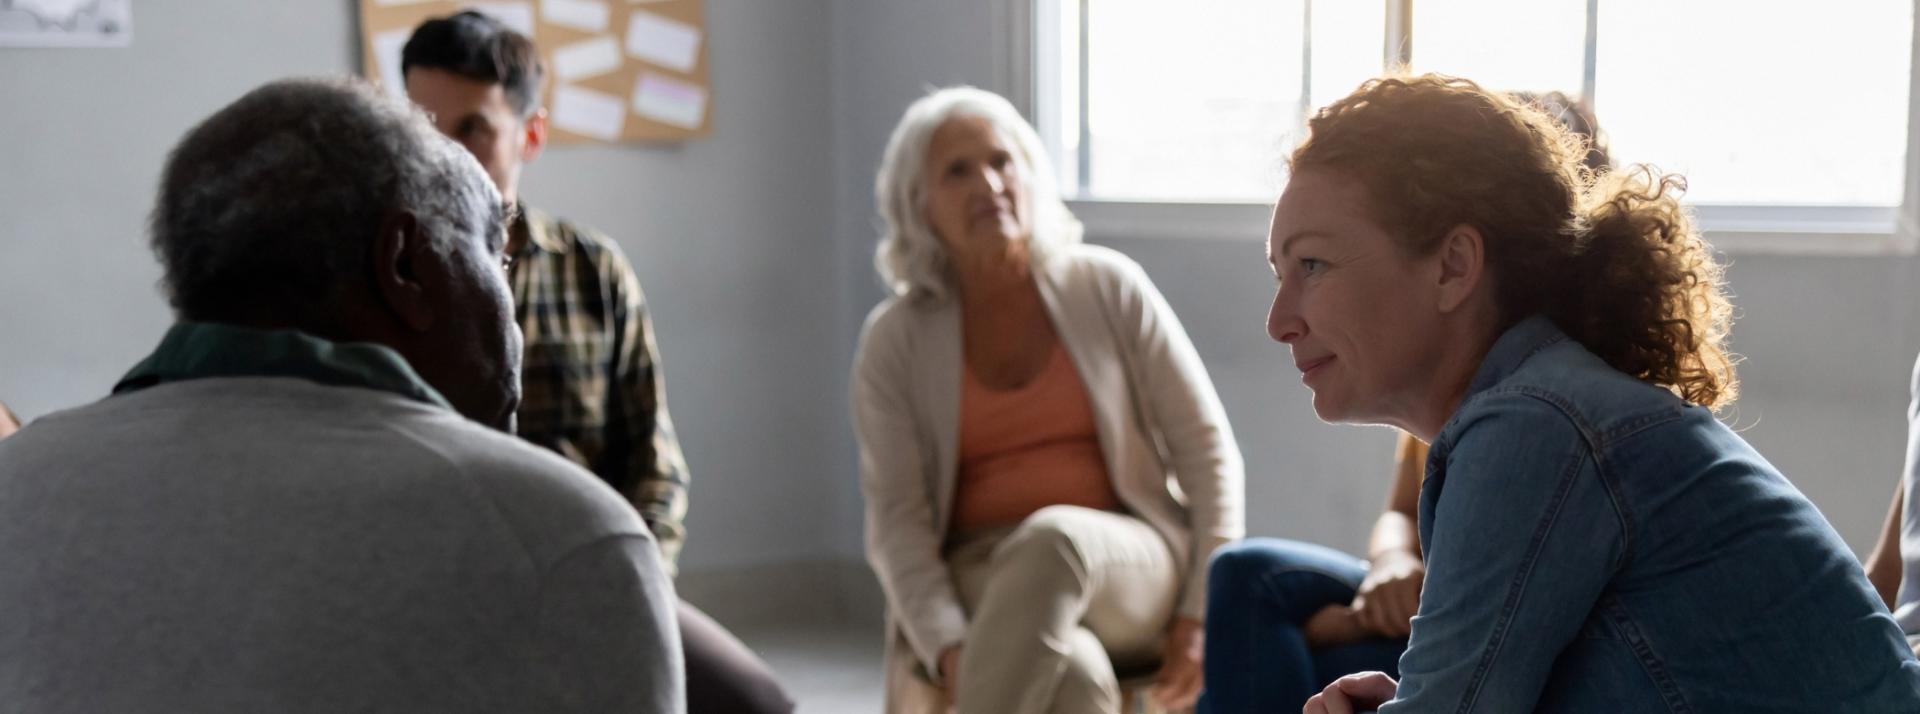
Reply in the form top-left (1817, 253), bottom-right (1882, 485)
top-left (1206, 538), bottom-right (1366, 618)
top-left (1208, 538), bottom-right (1277, 592)
top-left (1211, 538), bottom-right (1363, 581)
top-left (996, 505), bottom-right (1105, 569)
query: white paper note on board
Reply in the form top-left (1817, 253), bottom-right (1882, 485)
top-left (0, 0), bottom-right (132, 47)
top-left (552, 85), bottom-right (628, 140)
top-left (543, 0), bottom-right (611, 32)
top-left (552, 36), bottom-right (622, 81)
top-left (461, 2), bottom-right (536, 38)
top-left (632, 72), bottom-right (707, 129)
top-left (624, 8), bottom-right (700, 73)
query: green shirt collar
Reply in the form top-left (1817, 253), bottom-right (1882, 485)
top-left (113, 321), bottom-right (453, 410)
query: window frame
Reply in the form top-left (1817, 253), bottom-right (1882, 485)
top-left (1003, 0), bottom-right (1920, 256)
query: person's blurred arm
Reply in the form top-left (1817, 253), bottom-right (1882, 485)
top-left (1370, 433), bottom-right (1425, 557)
top-left (1867, 478), bottom-right (1905, 610)
top-left (1104, 255), bottom-right (1245, 625)
top-left (1342, 433), bottom-right (1427, 640)
top-left (1874, 354), bottom-right (1920, 612)
top-left (1100, 255), bottom-right (1241, 709)
top-left (605, 248), bottom-right (691, 572)
top-left (852, 308), bottom-right (968, 679)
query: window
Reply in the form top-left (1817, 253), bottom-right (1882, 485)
top-left (1026, 0), bottom-right (1918, 251)
top-left (1593, 1), bottom-right (1909, 208)
top-left (1034, 0), bottom-right (1382, 202)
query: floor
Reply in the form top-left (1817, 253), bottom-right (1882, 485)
top-left (735, 621), bottom-right (1182, 714)
top-left (738, 618), bottom-right (887, 712)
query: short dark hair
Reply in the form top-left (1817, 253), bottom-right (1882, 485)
top-left (401, 11), bottom-right (545, 119)
top-left (151, 78), bottom-right (496, 331)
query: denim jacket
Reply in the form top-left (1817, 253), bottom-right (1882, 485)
top-left (1381, 316), bottom-right (1920, 713)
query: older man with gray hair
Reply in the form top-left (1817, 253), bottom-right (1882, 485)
top-left (0, 77), bottom-right (683, 713)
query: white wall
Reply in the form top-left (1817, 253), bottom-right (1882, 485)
top-left (0, 0), bottom-right (845, 573)
top-left (825, 0), bottom-right (1920, 561)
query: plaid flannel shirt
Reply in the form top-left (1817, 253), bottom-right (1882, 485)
top-left (509, 204), bottom-right (690, 569)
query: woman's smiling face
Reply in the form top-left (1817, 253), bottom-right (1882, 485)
top-left (1266, 168), bottom-right (1453, 427)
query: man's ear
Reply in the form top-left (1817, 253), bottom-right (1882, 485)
top-left (1435, 223), bottom-right (1486, 314)
top-left (520, 108), bottom-right (548, 164)
top-left (371, 210), bottom-right (436, 332)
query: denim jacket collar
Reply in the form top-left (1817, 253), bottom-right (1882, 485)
top-left (1462, 315), bottom-right (1569, 402)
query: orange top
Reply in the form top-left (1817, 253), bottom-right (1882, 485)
top-left (950, 344), bottom-right (1120, 534)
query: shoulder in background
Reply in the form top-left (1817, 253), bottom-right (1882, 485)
top-left (0, 400), bottom-right (19, 439)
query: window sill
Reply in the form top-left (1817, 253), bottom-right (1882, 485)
top-left (1067, 199), bottom-right (1918, 256)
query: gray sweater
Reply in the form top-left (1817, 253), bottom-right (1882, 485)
top-left (0, 377), bottom-right (683, 713)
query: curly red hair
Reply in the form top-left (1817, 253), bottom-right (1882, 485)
top-left (1292, 74), bottom-right (1737, 409)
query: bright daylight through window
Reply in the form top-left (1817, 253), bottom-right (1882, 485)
top-left (1039, 0), bottom-right (1913, 217)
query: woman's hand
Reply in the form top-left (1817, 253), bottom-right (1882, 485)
top-left (1305, 671), bottom-right (1398, 714)
top-left (1351, 549), bottom-right (1424, 639)
top-left (1302, 604), bottom-right (1368, 648)
top-left (1149, 617), bottom-right (1205, 709)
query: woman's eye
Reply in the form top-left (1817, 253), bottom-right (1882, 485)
top-left (1300, 258), bottom-right (1325, 275)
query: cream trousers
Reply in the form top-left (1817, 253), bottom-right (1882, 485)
top-left (940, 506), bottom-right (1180, 714)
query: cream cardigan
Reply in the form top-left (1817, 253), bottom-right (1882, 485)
top-left (852, 244), bottom-right (1245, 671)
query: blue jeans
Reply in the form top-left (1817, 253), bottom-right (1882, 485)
top-left (1197, 538), bottom-right (1406, 713)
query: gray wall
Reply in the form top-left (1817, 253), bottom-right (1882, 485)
top-left (0, 0), bottom-right (843, 572)
top-left (828, 0), bottom-right (1007, 561)
top-left (826, 0), bottom-right (1920, 562)
top-left (1, 0), bottom-right (1911, 596)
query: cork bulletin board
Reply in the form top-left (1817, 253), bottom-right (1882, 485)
top-left (358, 0), bottom-right (712, 143)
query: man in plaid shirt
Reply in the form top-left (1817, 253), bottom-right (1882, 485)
top-left (403, 12), bottom-right (793, 713)
top-left (505, 202), bottom-right (692, 565)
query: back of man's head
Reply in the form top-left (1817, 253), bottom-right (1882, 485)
top-left (401, 11), bottom-right (545, 120)
top-left (148, 78), bottom-right (522, 426)
top-left (150, 77), bottom-right (486, 332)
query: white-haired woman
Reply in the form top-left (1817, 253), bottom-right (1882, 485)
top-left (852, 86), bottom-right (1245, 714)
